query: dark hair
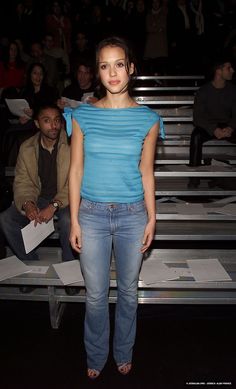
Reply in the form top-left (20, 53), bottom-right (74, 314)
top-left (33, 103), bottom-right (62, 120)
top-left (74, 57), bottom-right (94, 79)
top-left (3, 40), bottom-right (24, 69)
top-left (207, 54), bottom-right (233, 80)
top-left (95, 36), bottom-right (137, 96)
top-left (26, 62), bottom-right (47, 86)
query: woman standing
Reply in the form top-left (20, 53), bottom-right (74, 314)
top-left (67, 36), bottom-right (164, 379)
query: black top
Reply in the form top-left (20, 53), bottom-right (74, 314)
top-left (21, 83), bottom-right (59, 111)
top-left (61, 83), bottom-right (98, 101)
top-left (193, 81), bottom-right (236, 135)
top-left (38, 138), bottom-right (58, 200)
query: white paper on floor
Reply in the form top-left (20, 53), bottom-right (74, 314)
top-left (186, 258), bottom-right (232, 282)
top-left (0, 256), bottom-right (31, 281)
top-left (53, 260), bottom-right (84, 285)
top-left (140, 260), bottom-right (179, 284)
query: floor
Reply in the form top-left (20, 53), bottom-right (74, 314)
top-left (1, 300), bottom-right (236, 389)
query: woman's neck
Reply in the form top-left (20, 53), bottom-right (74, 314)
top-left (34, 85), bottom-right (41, 93)
top-left (101, 93), bottom-right (137, 109)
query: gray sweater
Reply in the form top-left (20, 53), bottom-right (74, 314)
top-left (193, 81), bottom-right (236, 135)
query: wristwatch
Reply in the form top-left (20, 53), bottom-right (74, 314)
top-left (50, 200), bottom-right (60, 211)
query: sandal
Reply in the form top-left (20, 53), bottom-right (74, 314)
top-left (87, 368), bottom-right (100, 379)
top-left (117, 362), bottom-right (132, 375)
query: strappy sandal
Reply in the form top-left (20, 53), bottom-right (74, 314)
top-left (87, 368), bottom-right (100, 379)
top-left (117, 362), bottom-right (132, 375)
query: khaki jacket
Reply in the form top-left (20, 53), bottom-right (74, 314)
top-left (14, 130), bottom-right (70, 212)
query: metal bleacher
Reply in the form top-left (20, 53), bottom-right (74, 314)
top-left (1, 75), bottom-right (236, 328)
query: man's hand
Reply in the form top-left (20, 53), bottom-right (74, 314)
top-left (222, 126), bottom-right (233, 137)
top-left (37, 205), bottom-right (56, 224)
top-left (214, 127), bottom-right (233, 139)
top-left (24, 202), bottom-right (40, 225)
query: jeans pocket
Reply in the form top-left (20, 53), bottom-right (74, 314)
top-left (129, 200), bottom-right (146, 214)
top-left (80, 199), bottom-right (95, 211)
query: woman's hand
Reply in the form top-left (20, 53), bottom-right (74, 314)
top-left (19, 115), bottom-right (30, 124)
top-left (70, 223), bottom-right (82, 253)
top-left (24, 108), bottom-right (33, 117)
top-left (141, 219), bottom-right (156, 253)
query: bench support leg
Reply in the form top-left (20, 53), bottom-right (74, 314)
top-left (48, 286), bottom-right (66, 329)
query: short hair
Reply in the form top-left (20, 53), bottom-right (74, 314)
top-left (33, 103), bottom-right (62, 120)
top-left (211, 54), bottom-right (233, 73)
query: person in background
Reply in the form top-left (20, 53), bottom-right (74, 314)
top-left (1, 62), bottom-right (59, 166)
top-left (144, 0), bottom-right (169, 74)
top-left (69, 30), bottom-right (93, 77)
top-left (20, 62), bottom-right (59, 124)
top-left (27, 41), bottom-right (59, 88)
top-left (57, 59), bottom-right (98, 108)
top-left (43, 33), bottom-right (70, 94)
top-left (0, 104), bottom-right (76, 293)
top-left (0, 40), bottom-right (25, 90)
top-left (188, 56), bottom-right (236, 188)
top-left (66, 36), bottom-right (164, 379)
top-left (45, 0), bottom-right (72, 54)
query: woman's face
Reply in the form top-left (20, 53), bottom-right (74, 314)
top-left (30, 65), bottom-right (44, 87)
top-left (9, 43), bottom-right (18, 61)
top-left (98, 45), bottom-right (134, 95)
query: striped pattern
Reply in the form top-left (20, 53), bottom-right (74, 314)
top-left (72, 104), bottom-right (162, 203)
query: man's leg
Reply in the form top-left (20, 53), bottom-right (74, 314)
top-left (189, 127), bottom-right (212, 166)
top-left (57, 205), bottom-right (76, 261)
top-left (0, 204), bottom-right (39, 260)
top-left (188, 127), bottom-right (212, 188)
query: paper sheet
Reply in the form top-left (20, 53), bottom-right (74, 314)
top-left (21, 219), bottom-right (55, 254)
top-left (186, 258), bottom-right (232, 282)
top-left (222, 204), bottom-right (236, 216)
top-left (140, 260), bottom-right (179, 284)
top-left (0, 256), bottom-right (31, 281)
top-left (61, 96), bottom-right (81, 108)
top-left (53, 260), bottom-right (84, 285)
top-left (172, 267), bottom-right (193, 277)
top-left (5, 98), bottom-right (30, 117)
top-left (28, 265), bottom-right (49, 274)
top-left (81, 92), bottom-right (94, 103)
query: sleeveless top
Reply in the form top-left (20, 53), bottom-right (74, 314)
top-left (64, 104), bottom-right (164, 203)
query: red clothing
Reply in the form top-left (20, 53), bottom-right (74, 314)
top-left (45, 14), bottom-right (72, 53)
top-left (0, 61), bottom-right (25, 89)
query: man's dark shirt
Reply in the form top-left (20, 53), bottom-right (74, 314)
top-left (62, 83), bottom-right (97, 101)
top-left (38, 139), bottom-right (58, 200)
top-left (193, 81), bottom-right (236, 135)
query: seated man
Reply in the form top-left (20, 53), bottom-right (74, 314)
top-left (0, 104), bottom-right (75, 264)
top-left (189, 56), bottom-right (236, 187)
top-left (57, 58), bottom-right (98, 108)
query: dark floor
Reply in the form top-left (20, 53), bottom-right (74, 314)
top-left (1, 301), bottom-right (236, 389)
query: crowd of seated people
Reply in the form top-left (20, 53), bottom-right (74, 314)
top-left (0, 1), bottom-right (236, 268)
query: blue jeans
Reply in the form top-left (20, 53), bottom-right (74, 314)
top-left (0, 197), bottom-right (75, 261)
top-left (79, 199), bottom-right (147, 371)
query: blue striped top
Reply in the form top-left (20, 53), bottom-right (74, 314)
top-left (65, 104), bottom-right (164, 203)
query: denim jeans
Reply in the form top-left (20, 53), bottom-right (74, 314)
top-left (0, 197), bottom-right (75, 261)
top-left (79, 199), bottom-right (147, 371)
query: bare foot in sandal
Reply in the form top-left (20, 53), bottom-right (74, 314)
top-left (117, 362), bottom-right (132, 375)
top-left (87, 368), bottom-right (100, 379)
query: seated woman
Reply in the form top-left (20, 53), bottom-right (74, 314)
top-left (0, 40), bottom-right (26, 159)
top-left (0, 40), bottom-right (26, 90)
top-left (2, 62), bottom-right (59, 166)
